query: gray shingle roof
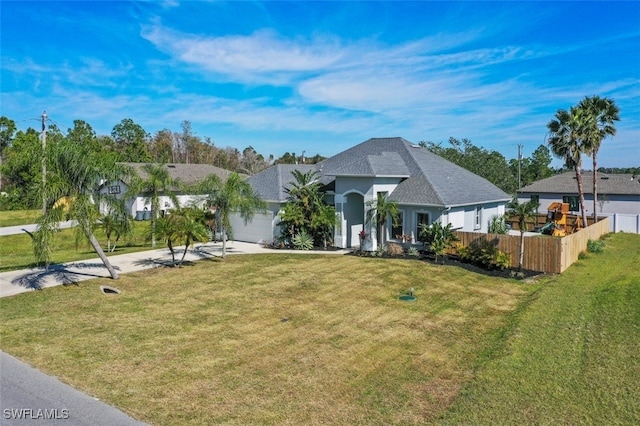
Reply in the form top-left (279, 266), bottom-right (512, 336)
top-left (319, 137), bottom-right (510, 206)
top-left (519, 172), bottom-right (640, 196)
top-left (249, 137), bottom-right (510, 207)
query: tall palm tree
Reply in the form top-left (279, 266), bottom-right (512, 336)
top-left (34, 136), bottom-right (126, 279)
top-left (547, 106), bottom-right (589, 227)
top-left (505, 197), bottom-right (539, 271)
top-left (578, 96), bottom-right (620, 221)
top-left (127, 163), bottom-right (180, 248)
top-left (198, 173), bottom-right (265, 258)
top-left (365, 192), bottom-right (400, 247)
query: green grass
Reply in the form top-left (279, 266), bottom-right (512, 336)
top-left (440, 232), bottom-right (640, 424)
top-left (1, 233), bottom-right (638, 425)
top-left (0, 209), bottom-right (40, 227)
top-left (0, 254), bottom-right (535, 425)
top-left (0, 223), bottom-right (152, 272)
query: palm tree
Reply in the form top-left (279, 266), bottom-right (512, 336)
top-left (127, 163), bottom-right (180, 248)
top-left (505, 197), bottom-right (539, 271)
top-left (547, 106), bottom-right (589, 227)
top-left (365, 192), bottom-right (400, 247)
top-left (198, 173), bottom-right (265, 258)
top-left (578, 96), bottom-right (620, 221)
top-left (174, 207), bottom-right (210, 267)
top-left (100, 211), bottom-right (132, 252)
top-left (34, 136), bottom-right (126, 279)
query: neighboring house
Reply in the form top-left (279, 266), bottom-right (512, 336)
top-left (99, 163), bottom-right (234, 218)
top-left (518, 172), bottom-right (640, 233)
top-left (238, 137), bottom-right (511, 248)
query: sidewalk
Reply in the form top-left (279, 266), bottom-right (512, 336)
top-left (0, 241), bottom-right (350, 298)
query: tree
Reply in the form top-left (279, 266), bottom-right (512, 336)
top-left (578, 96), bottom-right (620, 220)
top-left (111, 118), bottom-right (151, 162)
top-left (505, 197), bottom-right (539, 271)
top-left (0, 116), bottom-right (17, 191)
top-left (100, 211), bottom-right (132, 252)
top-left (127, 163), bottom-right (181, 248)
top-left (34, 135), bottom-right (127, 279)
top-left (198, 173), bottom-right (265, 258)
top-left (547, 106), bottom-right (589, 227)
top-left (365, 192), bottom-right (400, 247)
top-left (173, 207), bottom-right (210, 267)
top-left (279, 170), bottom-right (335, 247)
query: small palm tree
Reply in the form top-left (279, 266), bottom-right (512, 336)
top-left (505, 197), bottom-right (539, 271)
top-left (578, 96), bottom-right (620, 221)
top-left (174, 207), bottom-right (210, 267)
top-left (100, 211), bottom-right (132, 252)
top-left (198, 173), bottom-right (265, 258)
top-left (127, 163), bottom-right (181, 248)
top-left (365, 193), bottom-right (400, 246)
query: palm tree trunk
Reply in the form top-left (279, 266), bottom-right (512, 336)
top-left (84, 225), bottom-right (119, 280)
top-left (178, 237), bottom-right (191, 267)
top-left (574, 167), bottom-right (588, 228)
top-left (592, 153), bottom-right (598, 222)
top-left (519, 231), bottom-right (525, 271)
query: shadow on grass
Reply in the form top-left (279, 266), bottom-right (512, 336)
top-left (11, 263), bottom-right (120, 290)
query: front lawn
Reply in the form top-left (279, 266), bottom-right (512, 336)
top-left (1, 233), bottom-right (638, 425)
top-left (0, 209), bottom-right (40, 227)
top-left (0, 254), bottom-right (535, 425)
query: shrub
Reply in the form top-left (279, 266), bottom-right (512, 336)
top-left (457, 240), bottom-right (512, 270)
top-left (292, 230), bottom-right (314, 250)
top-left (587, 239), bottom-right (605, 253)
top-left (407, 246), bottom-right (420, 257)
top-left (387, 242), bottom-right (404, 256)
top-left (488, 214), bottom-right (509, 234)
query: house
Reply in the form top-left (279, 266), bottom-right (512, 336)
top-left (518, 172), bottom-right (640, 233)
top-left (236, 137), bottom-right (511, 248)
top-left (99, 163), bottom-right (234, 218)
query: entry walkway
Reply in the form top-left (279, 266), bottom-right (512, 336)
top-left (0, 241), bottom-right (349, 298)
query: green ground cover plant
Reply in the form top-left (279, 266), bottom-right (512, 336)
top-left (0, 225), bottom-right (150, 272)
top-left (0, 254), bottom-right (535, 425)
top-left (440, 232), bottom-right (640, 424)
top-left (0, 209), bottom-right (40, 227)
top-left (1, 233), bottom-right (637, 425)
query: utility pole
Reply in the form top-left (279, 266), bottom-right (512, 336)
top-left (41, 111), bottom-right (47, 215)
top-left (517, 144), bottom-right (523, 190)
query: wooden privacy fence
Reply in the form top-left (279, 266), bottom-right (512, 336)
top-left (451, 217), bottom-right (610, 274)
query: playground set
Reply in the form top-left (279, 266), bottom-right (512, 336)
top-left (539, 202), bottom-right (584, 237)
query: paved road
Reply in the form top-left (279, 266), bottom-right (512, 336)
top-left (0, 351), bottom-right (147, 425)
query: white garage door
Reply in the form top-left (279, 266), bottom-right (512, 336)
top-left (229, 212), bottom-right (275, 243)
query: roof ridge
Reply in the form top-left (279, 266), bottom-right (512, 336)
top-left (401, 140), bottom-right (446, 205)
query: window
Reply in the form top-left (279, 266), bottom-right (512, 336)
top-left (416, 212), bottom-right (429, 236)
top-left (108, 185), bottom-right (121, 195)
top-left (530, 195), bottom-right (539, 214)
top-left (563, 196), bottom-right (580, 212)
top-left (391, 211), bottom-right (404, 240)
top-left (474, 207), bottom-right (482, 230)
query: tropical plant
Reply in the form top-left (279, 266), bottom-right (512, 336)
top-left (151, 213), bottom-right (181, 266)
top-left (505, 197), bottom-right (539, 270)
top-left (547, 105), bottom-right (589, 226)
top-left (292, 230), bottom-right (314, 250)
top-left (365, 193), bottom-right (400, 247)
top-left (279, 170), bottom-right (335, 247)
top-left (418, 221), bottom-right (459, 261)
top-left (488, 214), bottom-right (509, 234)
top-left (100, 211), bottom-right (132, 252)
top-left (577, 96), bottom-right (620, 221)
top-left (198, 173), bottom-right (265, 258)
top-left (173, 207), bottom-right (210, 267)
top-left (126, 163), bottom-right (181, 248)
top-left (33, 134), bottom-right (127, 279)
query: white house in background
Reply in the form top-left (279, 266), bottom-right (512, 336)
top-left (236, 137), bottom-right (511, 248)
top-left (517, 172), bottom-right (640, 233)
top-left (99, 163), bottom-right (234, 218)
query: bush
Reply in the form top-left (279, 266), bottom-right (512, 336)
top-left (587, 239), bottom-right (605, 253)
top-left (488, 214), bottom-right (509, 234)
top-left (407, 246), bottom-right (420, 257)
top-left (457, 240), bottom-right (511, 270)
top-left (387, 242), bottom-right (404, 256)
top-left (292, 230), bottom-right (314, 250)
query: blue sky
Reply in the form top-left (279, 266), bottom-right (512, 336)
top-left (2, 1), bottom-right (639, 168)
